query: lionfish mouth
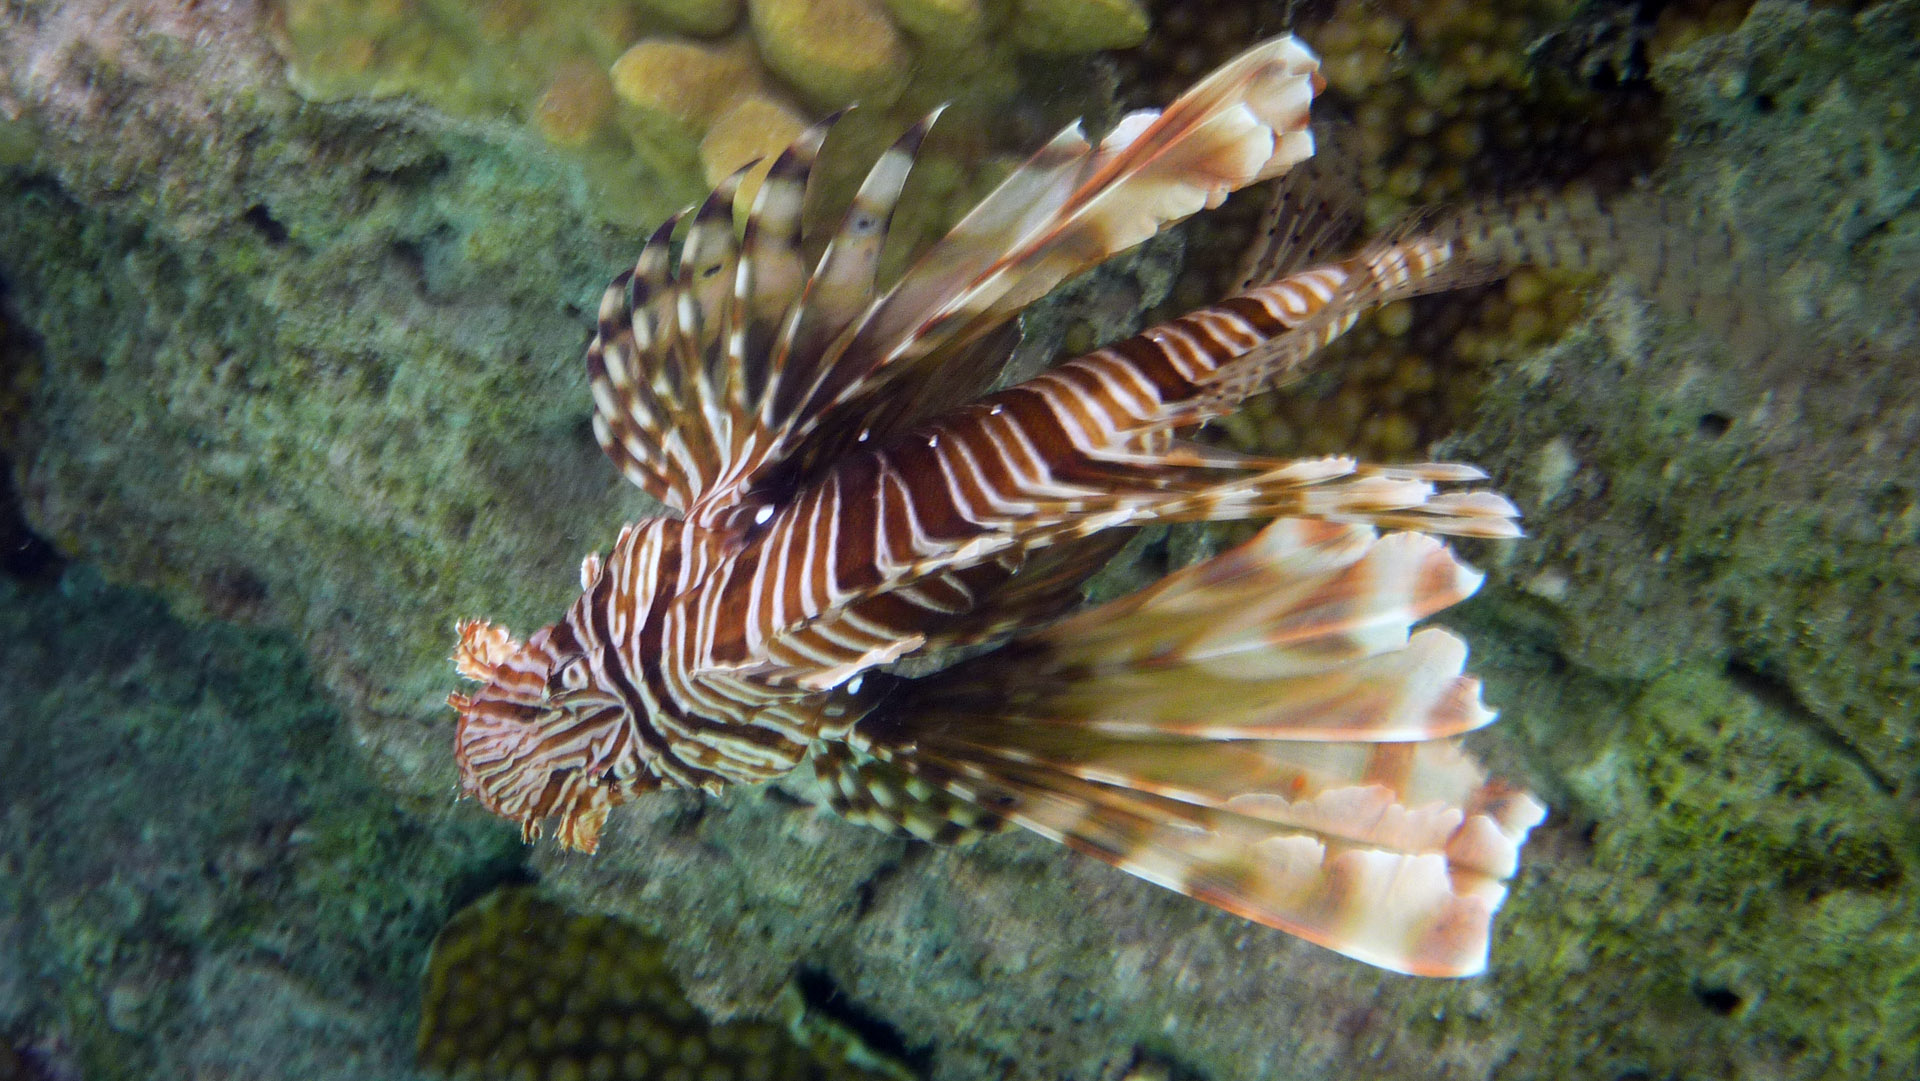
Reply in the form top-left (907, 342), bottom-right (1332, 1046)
top-left (447, 618), bottom-right (626, 852)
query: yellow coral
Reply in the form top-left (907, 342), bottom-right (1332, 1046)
top-left (269, 0), bottom-right (1157, 229)
top-left (535, 60), bottom-right (618, 149)
top-left (746, 0), bottom-right (912, 109)
top-left (1011, 0), bottom-right (1149, 53)
top-left (609, 36), bottom-right (762, 134)
top-left (700, 93), bottom-right (811, 191)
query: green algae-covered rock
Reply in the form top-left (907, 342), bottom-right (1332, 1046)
top-left (1452, 0), bottom-right (1920, 796)
top-left (1, 0), bottom-right (661, 792)
top-left (1454, 658), bottom-right (1918, 1078)
top-left (0, 568), bottom-right (523, 1081)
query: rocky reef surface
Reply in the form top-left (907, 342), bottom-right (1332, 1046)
top-left (1, 1), bottom-right (1915, 1080)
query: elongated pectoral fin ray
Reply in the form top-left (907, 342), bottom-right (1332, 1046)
top-left (877, 741), bottom-right (1542, 975)
top-left (847, 517), bottom-right (1543, 973)
top-left (801, 36), bottom-right (1326, 452)
top-left (776, 111), bottom-right (943, 426)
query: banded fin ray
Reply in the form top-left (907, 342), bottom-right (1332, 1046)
top-left (769, 112), bottom-right (942, 431)
top-left (583, 36), bottom-right (1324, 518)
top-left (846, 516), bottom-right (1545, 976)
top-left (792, 35), bottom-right (1326, 453)
top-left (881, 739), bottom-right (1541, 976)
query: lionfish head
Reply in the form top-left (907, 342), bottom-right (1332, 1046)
top-left (446, 617), bottom-right (648, 852)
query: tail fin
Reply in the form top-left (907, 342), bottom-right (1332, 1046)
top-left (843, 518), bottom-right (1544, 976)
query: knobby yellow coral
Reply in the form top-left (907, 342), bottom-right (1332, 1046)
top-left (268, 0), bottom-right (1150, 228)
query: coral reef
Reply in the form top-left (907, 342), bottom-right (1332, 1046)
top-left (419, 888), bottom-right (904, 1081)
top-left (2, 0), bottom-right (1917, 1080)
top-left (267, 0), bottom-right (1145, 226)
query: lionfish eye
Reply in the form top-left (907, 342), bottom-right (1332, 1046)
top-left (555, 658), bottom-right (590, 692)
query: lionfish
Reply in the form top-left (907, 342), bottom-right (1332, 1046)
top-left (448, 36), bottom-right (1548, 977)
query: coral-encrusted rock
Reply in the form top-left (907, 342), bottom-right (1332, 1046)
top-left (1454, 0), bottom-right (1920, 789)
top-left (0, 567), bottom-right (524, 1081)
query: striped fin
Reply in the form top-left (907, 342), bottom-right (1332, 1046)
top-left (583, 37), bottom-right (1323, 518)
top-left (870, 737), bottom-right (1543, 976)
top-left (794, 35), bottom-right (1325, 450)
top-left (770, 113), bottom-right (942, 429)
top-left (736, 119), bottom-right (832, 406)
top-left (922, 519), bottom-right (1499, 739)
top-left (585, 116), bottom-right (841, 513)
top-left (1182, 234), bottom-right (1505, 423)
top-left (842, 516), bottom-right (1544, 975)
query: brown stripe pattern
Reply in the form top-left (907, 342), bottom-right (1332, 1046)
top-left (448, 35), bottom-right (1546, 977)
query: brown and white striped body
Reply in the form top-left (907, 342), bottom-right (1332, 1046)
top-left (450, 36), bottom-right (1546, 977)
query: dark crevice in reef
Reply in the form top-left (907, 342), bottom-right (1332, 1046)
top-left (1725, 656), bottom-right (1896, 796)
top-left (443, 860), bottom-right (541, 923)
top-left (795, 965), bottom-right (931, 1075)
top-left (0, 272), bottom-right (64, 586)
top-left (241, 202), bottom-right (291, 245)
top-left (0, 456), bottom-right (62, 585)
top-left (1693, 982), bottom-right (1745, 1016)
